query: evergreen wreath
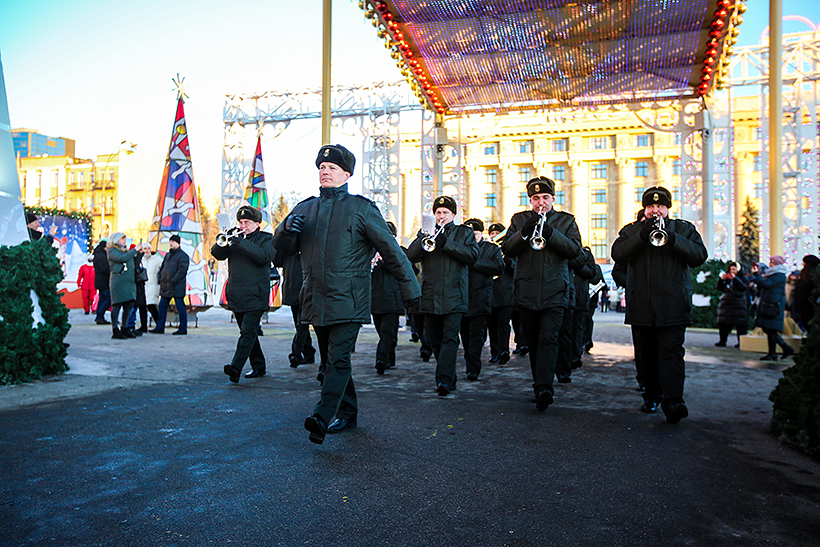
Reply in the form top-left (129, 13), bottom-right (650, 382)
top-left (0, 239), bottom-right (70, 384)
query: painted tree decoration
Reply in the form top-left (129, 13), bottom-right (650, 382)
top-left (243, 134), bottom-right (273, 233)
top-left (147, 80), bottom-right (211, 308)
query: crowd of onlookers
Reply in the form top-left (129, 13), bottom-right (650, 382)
top-left (714, 254), bottom-right (817, 360)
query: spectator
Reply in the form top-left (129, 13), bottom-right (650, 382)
top-left (790, 254), bottom-right (819, 332)
top-left (93, 240), bottom-right (111, 324)
top-left (107, 233), bottom-right (139, 339)
top-left (751, 257), bottom-right (795, 361)
top-left (76, 254), bottom-right (95, 315)
top-left (715, 262), bottom-right (749, 348)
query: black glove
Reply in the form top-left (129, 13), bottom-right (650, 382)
top-left (639, 218), bottom-right (654, 243)
top-left (286, 214), bottom-right (305, 233)
top-left (664, 230), bottom-right (676, 246)
top-left (433, 230), bottom-right (447, 249)
top-left (404, 297), bottom-right (420, 310)
top-left (521, 215), bottom-right (540, 237)
top-left (541, 222), bottom-right (554, 241)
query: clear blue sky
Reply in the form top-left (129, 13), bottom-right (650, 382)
top-left (1, 0), bottom-right (818, 205)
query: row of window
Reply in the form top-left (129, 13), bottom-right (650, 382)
top-left (482, 134), bottom-right (661, 156)
top-left (484, 160), bottom-right (680, 184)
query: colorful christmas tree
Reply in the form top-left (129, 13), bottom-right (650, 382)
top-left (243, 133), bottom-right (273, 233)
top-left (148, 77), bottom-right (211, 307)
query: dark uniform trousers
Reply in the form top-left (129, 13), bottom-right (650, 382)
top-left (373, 313), bottom-right (399, 366)
top-left (460, 315), bottom-right (487, 376)
top-left (555, 307), bottom-right (574, 378)
top-left (231, 309), bottom-right (266, 373)
top-left (313, 322), bottom-right (361, 424)
top-left (518, 307), bottom-right (565, 394)
top-left (426, 313), bottom-right (462, 390)
top-left (488, 305), bottom-right (513, 359)
top-left (290, 304), bottom-right (316, 363)
top-left (631, 325), bottom-right (686, 405)
top-left (557, 306), bottom-right (587, 377)
top-left (411, 313), bottom-right (433, 358)
top-left (511, 308), bottom-right (528, 350)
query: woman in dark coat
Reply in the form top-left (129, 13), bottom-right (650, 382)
top-left (93, 240), bottom-right (111, 324)
top-left (715, 262), bottom-right (749, 347)
top-left (790, 254), bottom-right (819, 332)
top-left (751, 256), bottom-right (795, 361)
top-left (107, 232), bottom-right (139, 339)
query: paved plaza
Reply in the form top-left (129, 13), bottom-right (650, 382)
top-left (1, 307), bottom-right (819, 546)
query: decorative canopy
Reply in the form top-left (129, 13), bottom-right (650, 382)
top-left (360, 0), bottom-right (746, 114)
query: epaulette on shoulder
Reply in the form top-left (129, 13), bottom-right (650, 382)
top-left (296, 196), bottom-right (317, 206)
top-left (353, 194), bottom-right (376, 205)
top-left (556, 209), bottom-right (575, 219)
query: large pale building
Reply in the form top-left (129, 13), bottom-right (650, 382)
top-left (17, 145), bottom-right (163, 241)
top-left (395, 95), bottom-right (771, 262)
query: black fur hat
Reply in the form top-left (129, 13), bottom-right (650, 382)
top-left (316, 144), bottom-right (356, 175)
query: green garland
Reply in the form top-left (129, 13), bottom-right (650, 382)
top-left (770, 266), bottom-right (820, 458)
top-left (0, 239), bottom-right (70, 384)
top-left (691, 259), bottom-right (729, 328)
top-left (25, 205), bottom-right (94, 253)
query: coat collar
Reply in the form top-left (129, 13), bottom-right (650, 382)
top-left (319, 183), bottom-right (349, 199)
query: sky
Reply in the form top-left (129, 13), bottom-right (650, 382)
top-left (1, 0), bottom-right (819, 208)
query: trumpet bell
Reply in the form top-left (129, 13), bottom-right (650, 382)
top-left (649, 230), bottom-right (667, 247)
top-left (422, 237), bottom-right (436, 252)
top-left (215, 233), bottom-right (230, 247)
top-left (530, 236), bottom-right (546, 251)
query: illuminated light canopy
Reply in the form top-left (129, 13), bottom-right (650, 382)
top-left (360, 0), bottom-right (746, 114)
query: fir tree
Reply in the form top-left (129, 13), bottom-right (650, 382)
top-left (737, 196), bottom-right (759, 270)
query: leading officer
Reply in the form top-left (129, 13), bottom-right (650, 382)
top-left (274, 144), bottom-right (420, 444)
top-left (502, 176), bottom-right (582, 411)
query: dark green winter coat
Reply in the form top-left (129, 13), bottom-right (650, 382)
top-left (212, 228), bottom-right (275, 312)
top-left (107, 245), bottom-right (139, 305)
top-left (610, 217), bottom-right (708, 327)
top-left (406, 222), bottom-right (479, 315)
top-left (273, 184), bottom-right (420, 327)
top-left (502, 208), bottom-right (582, 310)
top-left (466, 239), bottom-right (505, 316)
top-left (492, 255), bottom-right (515, 308)
top-left (370, 248), bottom-right (410, 316)
top-left (569, 247), bottom-right (600, 311)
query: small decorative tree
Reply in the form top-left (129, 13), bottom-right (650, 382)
top-left (770, 266), bottom-right (820, 457)
top-left (737, 196), bottom-right (759, 271)
top-left (691, 259), bottom-right (728, 328)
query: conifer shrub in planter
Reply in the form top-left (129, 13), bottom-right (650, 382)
top-left (770, 267), bottom-right (820, 458)
top-left (0, 239), bottom-right (70, 384)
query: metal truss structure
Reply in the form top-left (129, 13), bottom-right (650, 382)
top-left (222, 82), bottom-right (423, 225)
top-left (726, 29), bottom-right (820, 265)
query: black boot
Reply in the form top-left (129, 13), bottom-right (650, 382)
top-left (112, 328), bottom-right (127, 340)
top-left (123, 327), bottom-right (137, 339)
top-left (777, 334), bottom-right (796, 358)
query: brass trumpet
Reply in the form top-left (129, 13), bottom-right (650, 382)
top-left (648, 215), bottom-right (668, 247)
top-left (216, 227), bottom-right (244, 247)
top-left (422, 222), bottom-right (444, 252)
top-left (529, 207), bottom-right (548, 251)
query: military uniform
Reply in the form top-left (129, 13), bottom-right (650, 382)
top-left (406, 200), bottom-right (478, 394)
top-left (212, 215), bottom-right (275, 377)
top-left (488, 253), bottom-right (515, 363)
top-left (502, 177), bottom-right (582, 408)
top-left (610, 186), bottom-right (708, 421)
top-left (555, 246), bottom-right (600, 381)
top-left (274, 181), bottom-right (420, 435)
top-left (459, 219), bottom-right (504, 380)
top-left (370, 246), bottom-right (409, 373)
top-left (273, 249), bottom-right (316, 367)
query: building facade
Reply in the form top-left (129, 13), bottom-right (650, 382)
top-left (18, 147), bottom-right (163, 241)
top-left (395, 96), bottom-right (773, 263)
top-left (12, 128), bottom-right (75, 160)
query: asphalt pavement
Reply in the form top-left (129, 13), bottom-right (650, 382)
top-left (1, 307), bottom-right (818, 547)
